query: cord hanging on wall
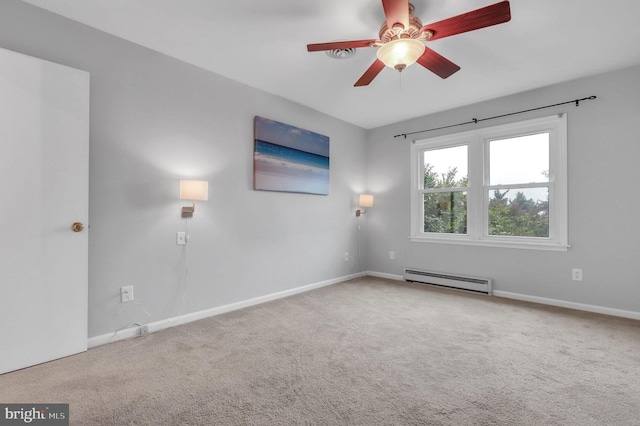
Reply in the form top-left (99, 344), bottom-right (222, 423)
top-left (394, 95), bottom-right (597, 140)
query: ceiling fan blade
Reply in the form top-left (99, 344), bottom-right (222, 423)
top-left (354, 59), bottom-right (386, 87)
top-left (416, 47), bottom-right (460, 79)
top-left (421, 1), bottom-right (511, 41)
top-left (382, 0), bottom-right (410, 30)
top-left (307, 39), bottom-right (378, 52)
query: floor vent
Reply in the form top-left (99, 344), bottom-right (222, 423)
top-left (404, 268), bottom-right (492, 295)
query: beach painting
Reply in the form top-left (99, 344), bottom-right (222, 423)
top-left (254, 116), bottom-right (330, 195)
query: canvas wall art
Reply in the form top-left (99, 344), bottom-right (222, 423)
top-left (254, 116), bottom-right (330, 195)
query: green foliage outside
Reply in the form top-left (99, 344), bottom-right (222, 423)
top-left (488, 189), bottom-right (549, 237)
top-left (423, 164), bottom-right (467, 234)
top-left (424, 164), bottom-right (549, 237)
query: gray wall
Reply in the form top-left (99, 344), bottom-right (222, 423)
top-left (0, 0), bottom-right (368, 337)
top-left (364, 64), bottom-right (640, 313)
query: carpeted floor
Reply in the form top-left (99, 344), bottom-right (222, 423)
top-left (1, 277), bottom-right (639, 425)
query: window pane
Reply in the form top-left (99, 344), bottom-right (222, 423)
top-left (488, 188), bottom-right (549, 237)
top-left (424, 145), bottom-right (468, 189)
top-left (490, 133), bottom-right (549, 185)
top-left (424, 191), bottom-right (467, 234)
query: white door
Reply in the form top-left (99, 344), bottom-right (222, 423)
top-left (0, 47), bottom-right (89, 374)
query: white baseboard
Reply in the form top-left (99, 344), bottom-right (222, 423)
top-left (365, 270), bottom-right (640, 321)
top-left (89, 272), bottom-right (639, 349)
top-left (493, 290), bottom-right (640, 321)
top-left (88, 272), bottom-right (363, 348)
top-left (364, 271), bottom-right (404, 281)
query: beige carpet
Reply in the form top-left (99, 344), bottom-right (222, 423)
top-left (1, 277), bottom-right (639, 425)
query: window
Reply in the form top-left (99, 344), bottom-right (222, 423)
top-left (422, 145), bottom-right (469, 235)
top-left (410, 115), bottom-right (568, 250)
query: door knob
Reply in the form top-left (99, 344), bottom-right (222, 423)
top-left (71, 222), bottom-right (84, 232)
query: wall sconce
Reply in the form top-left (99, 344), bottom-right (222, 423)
top-left (180, 180), bottom-right (208, 218)
top-left (356, 194), bottom-right (374, 217)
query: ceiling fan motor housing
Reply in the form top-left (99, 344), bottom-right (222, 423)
top-left (379, 3), bottom-right (429, 43)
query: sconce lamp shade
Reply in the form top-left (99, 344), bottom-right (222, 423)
top-left (180, 180), bottom-right (208, 218)
top-left (180, 180), bottom-right (208, 201)
top-left (359, 194), bottom-right (374, 208)
top-left (356, 194), bottom-right (374, 217)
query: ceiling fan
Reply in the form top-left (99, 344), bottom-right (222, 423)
top-left (307, 0), bottom-right (511, 86)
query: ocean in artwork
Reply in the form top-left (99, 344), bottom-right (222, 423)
top-left (254, 117), bottom-right (330, 195)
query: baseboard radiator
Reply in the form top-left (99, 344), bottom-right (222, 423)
top-left (404, 268), bottom-right (492, 295)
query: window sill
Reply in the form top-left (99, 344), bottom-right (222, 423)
top-left (409, 236), bottom-right (569, 252)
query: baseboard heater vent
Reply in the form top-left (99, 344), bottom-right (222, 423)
top-left (404, 268), bottom-right (492, 295)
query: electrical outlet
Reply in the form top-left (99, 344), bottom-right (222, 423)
top-left (140, 325), bottom-right (150, 335)
top-left (121, 285), bottom-right (134, 303)
top-left (176, 232), bottom-right (186, 245)
top-left (389, 251), bottom-right (396, 260)
top-left (344, 252), bottom-right (350, 261)
top-left (572, 268), bottom-right (583, 281)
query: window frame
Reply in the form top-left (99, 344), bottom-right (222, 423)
top-left (410, 114), bottom-right (568, 251)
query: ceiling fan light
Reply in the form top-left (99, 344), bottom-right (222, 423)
top-left (376, 38), bottom-right (425, 71)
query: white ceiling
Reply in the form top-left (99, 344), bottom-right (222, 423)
top-left (21, 0), bottom-right (640, 129)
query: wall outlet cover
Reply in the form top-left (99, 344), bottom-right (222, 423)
top-left (121, 285), bottom-right (134, 303)
top-left (572, 268), bottom-right (583, 281)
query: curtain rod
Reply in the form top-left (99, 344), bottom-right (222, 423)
top-left (394, 95), bottom-right (597, 139)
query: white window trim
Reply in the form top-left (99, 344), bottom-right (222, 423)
top-left (410, 114), bottom-right (568, 251)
